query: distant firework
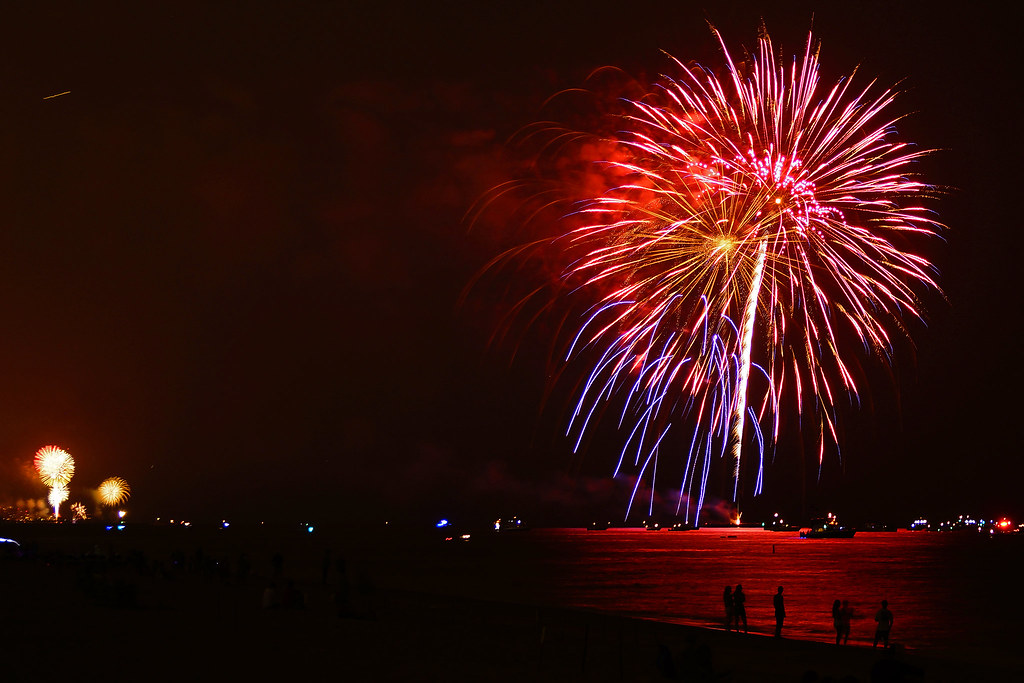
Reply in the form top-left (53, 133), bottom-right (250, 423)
top-left (34, 445), bottom-right (75, 487)
top-left (48, 485), bottom-right (69, 509)
top-left (70, 501), bottom-right (88, 521)
top-left (483, 27), bottom-right (942, 523)
top-left (98, 476), bottom-right (131, 506)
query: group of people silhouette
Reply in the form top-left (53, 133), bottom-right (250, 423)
top-left (721, 584), bottom-right (785, 636)
top-left (723, 585), bottom-right (895, 647)
top-left (722, 584), bottom-right (747, 632)
top-left (833, 598), bottom-right (895, 647)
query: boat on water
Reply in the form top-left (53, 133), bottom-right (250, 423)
top-left (907, 517), bottom-right (931, 531)
top-left (766, 513), bottom-right (798, 532)
top-left (645, 520), bottom-right (696, 531)
top-left (800, 515), bottom-right (856, 538)
top-left (493, 517), bottom-right (527, 532)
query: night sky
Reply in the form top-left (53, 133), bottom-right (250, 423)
top-left (0, 1), bottom-right (1019, 526)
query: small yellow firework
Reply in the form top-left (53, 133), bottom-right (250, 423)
top-left (98, 476), bottom-right (131, 507)
top-left (70, 501), bottom-right (88, 521)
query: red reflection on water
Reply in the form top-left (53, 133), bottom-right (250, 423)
top-left (401, 527), bottom-right (1023, 662)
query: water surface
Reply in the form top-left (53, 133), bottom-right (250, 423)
top-left (394, 527), bottom-right (1022, 664)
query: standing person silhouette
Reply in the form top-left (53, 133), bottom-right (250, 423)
top-left (733, 584), bottom-right (747, 633)
top-left (723, 585), bottom-right (734, 631)
top-left (874, 600), bottom-right (894, 648)
top-left (838, 600), bottom-right (853, 645)
top-left (832, 599), bottom-right (842, 645)
top-left (773, 586), bottom-right (785, 637)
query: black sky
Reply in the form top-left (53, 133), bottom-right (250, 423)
top-left (0, 1), bottom-right (1020, 526)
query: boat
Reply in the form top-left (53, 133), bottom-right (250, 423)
top-left (800, 515), bottom-right (856, 538)
top-left (766, 514), bottom-right (798, 532)
top-left (587, 521), bottom-right (610, 531)
top-left (493, 517), bottom-right (527, 532)
top-left (669, 521), bottom-right (695, 531)
top-left (907, 518), bottom-right (931, 531)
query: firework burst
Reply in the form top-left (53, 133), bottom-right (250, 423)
top-left (48, 484), bottom-right (69, 512)
top-left (34, 445), bottom-right (75, 487)
top-left (70, 501), bottom-right (89, 521)
top-left (481, 27), bottom-right (942, 523)
top-left (98, 476), bottom-right (131, 507)
top-left (34, 446), bottom-right (76, 520)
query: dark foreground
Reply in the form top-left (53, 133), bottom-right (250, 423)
top-left (1, 523), bottom-right (1019, 682)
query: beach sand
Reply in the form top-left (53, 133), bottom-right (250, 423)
top-left (1, 524), bottom-right (1019, 682)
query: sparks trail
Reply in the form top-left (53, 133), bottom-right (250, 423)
top-left (477, 27), bottom-right (943, 524)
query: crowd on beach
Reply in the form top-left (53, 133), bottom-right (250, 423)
top-left (5, 530), bottom-right (1008, 681)
top-left (1, 529), bottom-right (380, 621)
top-left (723, 583), bottom-right (896, 648)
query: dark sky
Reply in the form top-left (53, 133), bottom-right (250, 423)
top-left (0, 1), bottom-right (1019, 526)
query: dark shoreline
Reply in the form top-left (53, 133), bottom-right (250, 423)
top-left (2, 522), bottom-right (1020, 681)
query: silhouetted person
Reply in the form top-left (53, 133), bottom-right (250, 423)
top-left (733, 584), bottom-right (747, 633)
top-left (285, 580), bottom-right (305, 609)
top-left (873, 600), bottom-right (894, 648)
top-left (655, 642), bottom-right (676, 679)
top-left (271, 551), bottom-right (284, 579)
top-left (335, 557), bottom-right (352, 618)
top-left (354, 569), bottom-right (378, 620)
top-left (773, 586), bottom-right (785, 637)
top-left (677, 635), bottom-right (719, 682)
top-left (832, 599), bottom-right (842, 645)
top-left (838, 600), bottom-right (853, 645)
top-left (170, 549), bottom-right (185, 573)
top-left (321, 549), bottom-right (332, 585)
top-left (261, 580), bottom-right (281, 609)
top-left (235, 552), bottom-right (251, 584)
top-left (723, 585), bottom-right (734, 631)
top-left (870, 643), bottom-right (922, 682)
